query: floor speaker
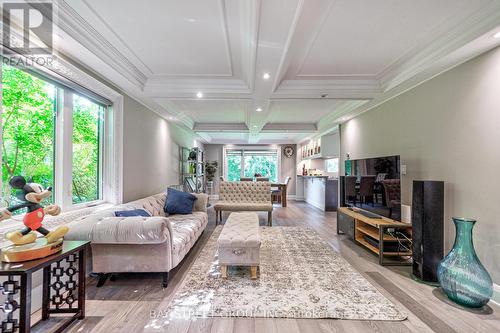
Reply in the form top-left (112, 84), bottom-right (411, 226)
top-left (412, 180), bottom-right (444, 283)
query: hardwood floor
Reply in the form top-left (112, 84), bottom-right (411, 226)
top-left (34, 202), bottom-right (500, 333)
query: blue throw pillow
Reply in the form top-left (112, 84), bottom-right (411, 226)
top-left (164, 188), bottom-right (197, 215)
top-left (114, 209), bottom-right (151, 217)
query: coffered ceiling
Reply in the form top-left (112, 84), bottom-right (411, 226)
top-left (50, 0), bottom-right (500, 143)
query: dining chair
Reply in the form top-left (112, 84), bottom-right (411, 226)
top-left (344, 176), bottom-right (358, 206)
top-left (272, 176), bottom-right (290, 205)
top-left (256, 177), bottom-right (269, 181)
top-left (382, 179), bottom-right (401, 218)
top-left (359, 175), bottom-right (376, 206)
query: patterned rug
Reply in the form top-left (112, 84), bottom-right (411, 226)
top-left (167, 226), bottom-right (407, 320)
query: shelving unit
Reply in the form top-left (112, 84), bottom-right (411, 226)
top-left (338, 207), bottom-right (412, 265)
top-left (180, 147), bottom-right (205, 193)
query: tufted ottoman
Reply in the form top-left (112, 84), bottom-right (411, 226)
top-left (217, 212), bottom-right (261, 279)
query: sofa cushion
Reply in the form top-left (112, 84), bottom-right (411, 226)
top-left (165, 188), bottom-right (197, 215)
top-left (65, 216), bottom-right (171, 244)
top-left (214, 202), bottom-right (273, 212)
top-left (126, 193), bottom-right (166, 216)
top-left (114, 209), bottom-right (151, 217)
top-left (192, 193), bottom-right (209, 213)
top-left (170, 211), bottom-right (208, 266)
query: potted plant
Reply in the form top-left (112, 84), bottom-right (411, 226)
top-left (205, 161), bottom-right (218, 181)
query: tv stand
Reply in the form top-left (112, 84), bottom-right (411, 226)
top-left (338, 207), bottom-right (412, 266)
top-left (348, 207), bottom-right (382, 219)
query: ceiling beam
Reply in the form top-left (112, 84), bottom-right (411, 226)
top-left (193, 123), bottom-right (249, 132)
top-left (260, 123), bottom-right (317, 133)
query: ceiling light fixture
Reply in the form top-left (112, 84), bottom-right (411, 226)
top-left (256, 107), bottom-right (263, 112)
top-left (494, 32), bottom-right (500, 39)
top-left (196, 92), bottom-right (203, 98)
top-left (263, 72), bottom-right (271, 80)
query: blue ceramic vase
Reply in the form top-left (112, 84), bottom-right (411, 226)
top-left (437, 217), bottom-right (493, 308)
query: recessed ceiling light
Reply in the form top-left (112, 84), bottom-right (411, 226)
top-left (253, 125), bottom-right (258, 128)
top-left (168, 116), bottom-right (176, 121)
top-left (196, 92), bottom-right (203, 98)
top-left (256, 107), bottom-right (263, 112)
top-left (263, 73), bottom-right (271, 80)
top-left (494, 32), bottom-right (500, 39)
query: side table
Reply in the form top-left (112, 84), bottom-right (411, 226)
top-left (0, 240), bottom-right (89, 333)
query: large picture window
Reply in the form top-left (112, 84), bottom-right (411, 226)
top-left (1, 63), bottom-right (109, 210)
top-left (72, 95), bottom-right (103, 204)
top-left (1, 64), bottom-right (56, 206)
top-left (224, 147), bottom-right (279, 182)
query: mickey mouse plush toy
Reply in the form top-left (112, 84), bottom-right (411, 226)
top-left (0, 176), bottom-right (68, 245)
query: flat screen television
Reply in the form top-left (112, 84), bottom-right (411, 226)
top-left (344, 155), bottom-right (401, 221)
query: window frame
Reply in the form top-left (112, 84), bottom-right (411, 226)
top-left (325, 157), bottom-right (339, 174)
top-left (222, 145), bottom-right (281, 182)
top-left (0, 60), bottom-right (123, 213)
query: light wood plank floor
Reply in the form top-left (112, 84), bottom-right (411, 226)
top-left (35, 202), bottom-right (500, 333)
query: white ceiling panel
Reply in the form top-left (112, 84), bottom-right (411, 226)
top-left (295, 0), bottom-right (485, 76)
top-left (84, 0), bottom-right (232, 76)
top-left (266, 100), bottom-right (343, 124)
top-left (55, 0), bottom-right (500, 144)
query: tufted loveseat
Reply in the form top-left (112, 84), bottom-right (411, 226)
top-left (64, 192), bottom-right (208, 287)
top-left (214, 181), bottom-right (273, 226)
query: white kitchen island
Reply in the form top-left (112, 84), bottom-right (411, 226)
top-left (296, 175), bottom-right (338, 211)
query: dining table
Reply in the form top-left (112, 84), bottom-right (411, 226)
top-left (271, 182), bottom-right (288, 207)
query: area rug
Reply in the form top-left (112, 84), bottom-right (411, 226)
top-left (167, 226), bottom-right (407, 320)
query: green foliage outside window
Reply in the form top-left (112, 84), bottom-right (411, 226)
top-left (1, 64), bottom-right (102, 207)
top-left (1, 64), bottom-right (55, 206)
top-left (244, 155), bottom-right (277, 182)
top-left (226, 151), bottom-right (278, 182)
top-left (226, 155), bottom-right (241, 181)
top-left (72, 95), bottom-right (102, 204)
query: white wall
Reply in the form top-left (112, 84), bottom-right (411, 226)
top-left (122, 96), bottom-right (202, 202)
top-left (340, 46), bottom-right (500, 285)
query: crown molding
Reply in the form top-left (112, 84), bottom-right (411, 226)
top-left (195, 132), bottom-right (213, 143)
top-left (56, 0), bottom-right (148, 89)
top-left (378, 1), bottom-right (500, 91)
top-left (316, 100), bottom-right (368, 132)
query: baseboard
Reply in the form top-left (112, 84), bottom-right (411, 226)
top-left (304, 199), bottom-right (325, 212)
top-left (492, 283), bottom-right (500, 306)
top-left (287, 195), bottom-right (296, 201)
